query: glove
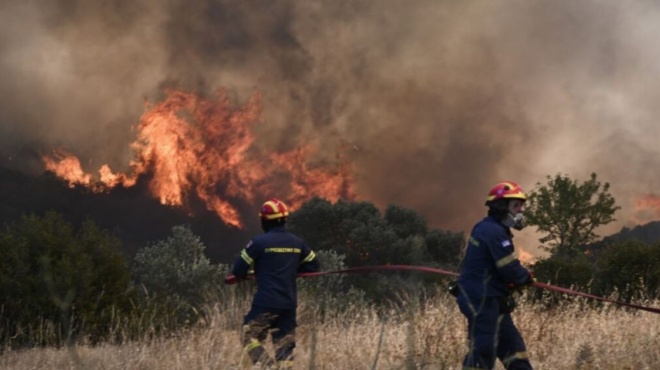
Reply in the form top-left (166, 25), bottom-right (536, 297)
top-left (224, 274), bottom-right (238, 285)
top-left (507, 272), bottom-right (536, 292)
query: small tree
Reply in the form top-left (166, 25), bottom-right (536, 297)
top-left (132, 225), bottom-right (225, 326)
top-left (525, 173), bottom-right (620, 257)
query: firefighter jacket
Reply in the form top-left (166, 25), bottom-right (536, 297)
top-left (231, 225), bottom-right (320, 309)
top-left (458, 216), bottom-right (531, 298)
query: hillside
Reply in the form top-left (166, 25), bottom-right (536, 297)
top-left (0, 165), bottom-right (251, 263)
top-left (589, 221), bottom-right (660, 253)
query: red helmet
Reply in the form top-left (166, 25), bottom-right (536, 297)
top-left (486, 181), bottom-right (527, 203)
top-left (259, 198), bottom-right (289, 220)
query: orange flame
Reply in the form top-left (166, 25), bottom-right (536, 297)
top-left (43, 150), bottom-right (94, 188)
top-left (632, 194), bottom-right (660, 225)
top-left (517, 247), bottom-right (535, 264)
top-left (42, 88), bottom-right (354, 228)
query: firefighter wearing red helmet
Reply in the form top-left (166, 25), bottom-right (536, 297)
top-left (230, 198), bottom-right (320, 369)
top-left (455, 182), bottom-right (535, 370)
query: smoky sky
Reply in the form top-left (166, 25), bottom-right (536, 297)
top-left (2, 0), bottom-right (660, 251)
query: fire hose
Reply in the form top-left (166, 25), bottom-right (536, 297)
top-left (224, 264), bottom-right (660, 314)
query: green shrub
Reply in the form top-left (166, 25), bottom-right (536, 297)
top-left (298, 250), bottom-right (366, 315)
top-left (132, 225), bottom-right (225, 329)
top-left (595, 240), bottom-right (660, 300)
top-left (0, 211), bottom-right (133, 346)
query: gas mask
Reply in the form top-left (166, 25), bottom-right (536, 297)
top-left (502, 212), bottom-right (525, 230)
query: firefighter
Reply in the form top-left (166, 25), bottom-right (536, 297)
top-left (230, 198), bottom-right (320, 369)
top-left (456, 182), bottom-right (535, 370)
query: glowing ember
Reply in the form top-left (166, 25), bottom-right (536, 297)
top-left (42, 88), bottom-right (354, 228)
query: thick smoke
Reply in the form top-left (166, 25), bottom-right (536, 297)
top-left (2, 0), bottom-right (660, 255)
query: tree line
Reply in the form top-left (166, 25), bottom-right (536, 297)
top-left (1, 173), bottom-right (658, 347)
top-left (525, 173), bottom-right (659, 301)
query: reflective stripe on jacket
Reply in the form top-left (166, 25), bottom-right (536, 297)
top-left (458, 216), bottom-right (530, 297)
top-left (231, 226), bottom-right (320, 309)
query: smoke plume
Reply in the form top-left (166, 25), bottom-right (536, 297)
top-left (3, 0), bottom-right (660, 256)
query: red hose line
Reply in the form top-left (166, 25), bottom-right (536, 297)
top-left (226, 264), bottom-right (660, 314)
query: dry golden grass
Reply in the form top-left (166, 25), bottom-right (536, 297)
top-left (1, 290), bottom-right (658, 370)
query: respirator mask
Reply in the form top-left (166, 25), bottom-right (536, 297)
top-left (502, 212), bottom-right (525, 230)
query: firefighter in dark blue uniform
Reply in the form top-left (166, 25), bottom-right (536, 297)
top-left (456, 182), bottom-right (535, 370)
top-left (230, 198), bottom-right (320, 369)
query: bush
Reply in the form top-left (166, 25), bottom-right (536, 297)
top-left (595, 240), bottom-right (660, 300)
top-left (298, 250), bottom-right (366, 316)
top-left (532, 253), bottom-right (595, 290)
top-left (0, 212), bottom-right (134, 346)
top-left (132, 225), bottom-right (226, 328)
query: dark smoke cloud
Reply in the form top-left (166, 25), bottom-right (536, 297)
top-left (3, 0), bottom-right (660, 256)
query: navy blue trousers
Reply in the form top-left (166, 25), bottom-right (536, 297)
top-left (457, 294), bottom-right (533, 369)
top-left (242, 305), bottom-right (296, 363)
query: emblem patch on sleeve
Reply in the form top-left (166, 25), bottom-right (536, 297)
top-left (501, 240), bottom-right (511, 247)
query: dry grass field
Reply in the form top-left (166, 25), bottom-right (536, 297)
top-left (1, 289), bottom-right (658, 370)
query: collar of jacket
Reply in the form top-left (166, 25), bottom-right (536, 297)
top-left (485, 215), bottom-right (514, 237)
top-left (266, 225), bottom-right (287, 233)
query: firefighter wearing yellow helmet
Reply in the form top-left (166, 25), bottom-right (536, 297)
top-left (455, 182), bottom-right (536, 370)
top-left (230, 198), bottom-right (320, 369)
